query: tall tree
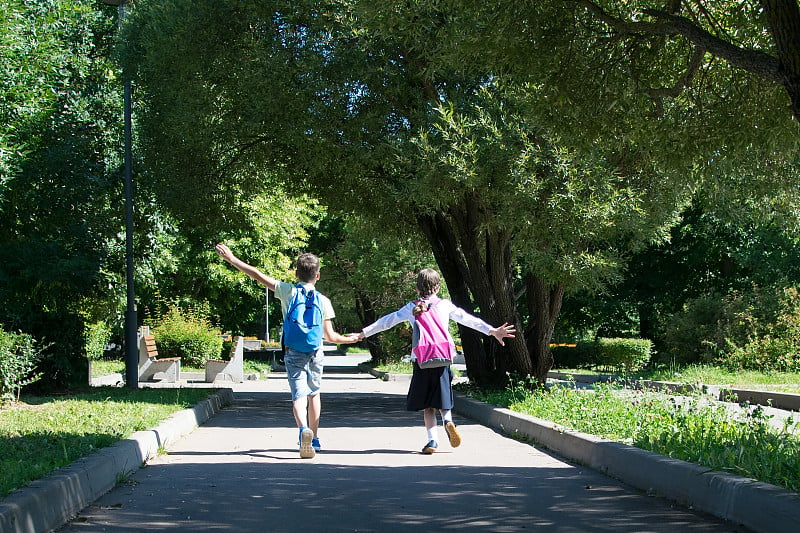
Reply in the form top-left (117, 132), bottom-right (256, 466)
top-left (0, 0), bottom-right (124, 388)
top-left (436, 1), bottom-right (800, 192)
top-left (124, 0), bottom-right (689, 385)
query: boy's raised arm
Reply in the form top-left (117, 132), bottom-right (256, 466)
top-left (215, 243), bottom-right (278, 291)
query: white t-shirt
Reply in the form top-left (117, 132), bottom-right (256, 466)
top-left (273, 281), bottom-right (335, 321)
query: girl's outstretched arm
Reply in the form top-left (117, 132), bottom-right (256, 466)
top-left (489, 323), bottom-right (516, 346)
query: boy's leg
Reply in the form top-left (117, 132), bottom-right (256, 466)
top-left (306, 349), bottom-right (324, 438)
top-left (292, 395), bottom-right (309, 428)
top-left (307, 393), bottom-right (321, 436)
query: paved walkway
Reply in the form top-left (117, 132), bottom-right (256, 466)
top-left (55, 358), bottom-right (746, 532)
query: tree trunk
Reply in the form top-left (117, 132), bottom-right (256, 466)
top-left (354, 291), bottom-right (391, 364)
top-left (525, 273), bottom-right (564, 385)
top-left (418, 203), bottom-right (531, 387)
top-left (761, 0), bottom-right (800, 122)
top-left (418, 211), bottom-right (496, 385)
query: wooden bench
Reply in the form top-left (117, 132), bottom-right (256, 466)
top-left (138, 330), bottom-right (181, 383)
top-left (205, 335), bottom-right (244, 383)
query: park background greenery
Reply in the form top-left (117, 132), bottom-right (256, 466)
top-left (4, 0), bottom-right (800, 389)
top-left (3, 0), bottom-right (800, 497)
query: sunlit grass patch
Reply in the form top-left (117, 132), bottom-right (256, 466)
top-left (463, 379), bottom-right (800, 492)
top-left (0, 387), bottom-right (216, 496)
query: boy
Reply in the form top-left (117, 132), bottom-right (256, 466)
top-left (215, 244), bottom-right (358, 458)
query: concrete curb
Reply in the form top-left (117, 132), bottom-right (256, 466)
top-left (0, 388), bottom-right (233, 533)
top-left (722, 388), bottom-right (800, 411)
top-left (454, 392), bottom-right (800, 533)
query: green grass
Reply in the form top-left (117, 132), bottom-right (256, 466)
top-left (553, 364), bottom-right (800, 393)
top-left (372, 360), bottom-right (462, 378)
top-left (243, 360), bottom-right (273, 376)
top-left (0, 387), bottom-right (217, 497)
top-left (638, 365), bottom-right (800, 392)
top-left (91, 359), bottom-right (274, 378)
top-left (375, 361), bottom-right (414, 374)
top-left (89, 359), bottom-right (125, 378)
top-left (463, 379), bottom-right (800, 492)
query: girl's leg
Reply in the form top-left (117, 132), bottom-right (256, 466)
top-left (440, 408), bottom-right (461, 447)
top-left (422, 408), bottom-right (439, 453)
top-left (423, 407), bottom-right (437, 430)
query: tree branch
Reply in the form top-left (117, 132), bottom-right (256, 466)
top-left (646, 44), bottom-right (706, 99)
top-left (642, 8), bottom-right (782, 84)
top-left (576, 1), bottom-right (781, 84)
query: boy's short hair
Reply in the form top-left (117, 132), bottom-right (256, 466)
top-left (295, 253), bottom-right (320, 282)
top-left (416, 268), bottom-right (441, 298)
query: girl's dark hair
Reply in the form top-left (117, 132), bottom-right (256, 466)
top-left (295, 253), bottom-right (320, 282)
top-left (414, 269), bottom-right (441, 316)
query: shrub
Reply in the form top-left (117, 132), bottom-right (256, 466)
top-left (657, 293), bottom-right (728, 365)
top-left (596, 337), bottom-right (652, 373)
top-left (551, 342), bottom-right (597, 369)
top-left (151, 304), bottom-right (222, 368)
top-left (722, 288), bottom-right (800, 372)
top-left (0, 328), bottom-right (44, 401)
top-left (658, 286), bottom-right (800, 372)
top-left (84, 320), bottom-right (111, 361)
top-left (551, 338), bottom-right (651, 373)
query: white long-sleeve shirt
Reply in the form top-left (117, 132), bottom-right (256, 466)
top-left (362, 298), bottom-right (493, 360)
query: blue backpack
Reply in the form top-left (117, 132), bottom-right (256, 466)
top-left (283, 284), bottom-right (324, 353)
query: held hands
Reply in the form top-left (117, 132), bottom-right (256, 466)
top-left (343, 332), bottom-right (365, 343)
top-left (342, 332), bottom-right (362, 344)
top-left (489, 322), bottom-right (516, 346)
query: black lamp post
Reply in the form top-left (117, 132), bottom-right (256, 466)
top-left (104, 0), bottom-right (138, 388)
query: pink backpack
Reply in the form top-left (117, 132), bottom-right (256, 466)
top-left (412, 297), bottom-right (457, 368)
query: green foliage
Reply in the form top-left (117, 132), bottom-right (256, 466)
top-left (439, 1), bottom-right (800, 191)
top-left (120, 0), bottom-right (800, 386)
top-left (551, 342), bottom-right (596, 370)
top-left (551, 338), bottom-right (652, 373)
top-left (0, 0), bottom-right (124, 390)
top-left (657, 286), bottom-right (800, 371)
top-left (150, 303), bottom-right (222, 367)
top-left (469, 380), bottom-right (800, 492)
top-left (657, 293), bottom-right (730, 365)
top-left (0, 327), bottom-right (44, 401)
top-left (596, 338), bottom-right (652, 373)
top-left (83, 320), bottom-right (111, 361)
top-left (723, 288), bottom-right (800, 373)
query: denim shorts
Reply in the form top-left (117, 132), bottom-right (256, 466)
top-left (284, 347), bottom-right (324, 401)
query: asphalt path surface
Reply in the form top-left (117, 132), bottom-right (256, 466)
top-left (58, 365), bottom-right (746, 532)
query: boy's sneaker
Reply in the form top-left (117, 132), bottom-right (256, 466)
top-left (444, 421), bottom-right (461, 448)
top-left (312, 437), bottom-right (321, 452)
top-left (421, 440), bottom-right (438, 454)
top-left (299, 427), bottom-right (315, 459)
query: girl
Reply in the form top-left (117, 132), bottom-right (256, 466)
top-left (355, 268), bottom-right (515, 453)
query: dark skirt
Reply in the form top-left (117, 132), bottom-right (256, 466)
top-left (406, 362), bottom-right (454, 411)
